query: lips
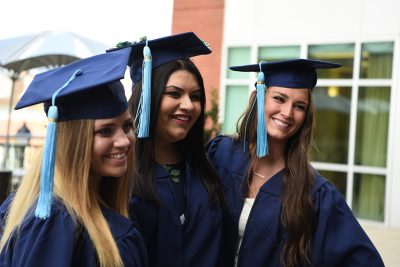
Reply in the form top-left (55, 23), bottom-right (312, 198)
top-left (107, 152), bottom-right (127, 159)
top-left (172, 114), bottom-right (191, 122)
top-left (272, 118), bottom-right (290, 128)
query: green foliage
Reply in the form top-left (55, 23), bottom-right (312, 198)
top-left (114, 36), bottom-right (148, 49)
top-left (204, 89), bottom-right (221, 143)
top-left (115, 41), bottom-right (133, 49)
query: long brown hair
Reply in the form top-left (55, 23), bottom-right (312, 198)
top-left (130, 59), bottom-right (224, 205)
top-left (1, 119), bottom-right (134, 267)
top-left (237, 89), bottom-right (316, 267)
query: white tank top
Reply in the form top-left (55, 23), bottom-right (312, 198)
top-left (235, 198), bottom-right (255, 267)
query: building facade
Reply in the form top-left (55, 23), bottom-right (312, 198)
top-left (173, 0), bottom-right (400, 227)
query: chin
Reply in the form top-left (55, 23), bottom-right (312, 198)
top-left (103, 168), bottom-right (127, 178)
top-left (169, 132), bottom-right (189, 142)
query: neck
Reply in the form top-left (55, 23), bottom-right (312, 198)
top-left (154, 140), bottom-right (182, 165)
top-left (252, 139), bottom-right (286, 179)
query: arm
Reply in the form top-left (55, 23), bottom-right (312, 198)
top-left (312, 181), bottom-right (384, 267)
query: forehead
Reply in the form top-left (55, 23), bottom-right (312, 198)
top-left (268, 86), bottom-right (310, 101)
top-left (166, 70), bottom-right (200, 87)
top-left (94, 109), bottom-right (131, 125)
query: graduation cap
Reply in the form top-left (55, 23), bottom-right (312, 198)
top-left (230, 58), bottom-right (341, 90)
top-left (230, 59), bottom-right (341, 157)
top-left (107, 32), bottom-right (211, 138)
top-left (16, 47), bottom-right (132, 219)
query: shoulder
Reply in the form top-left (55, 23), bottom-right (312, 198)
top-left (103, 208), bottom-right (147, 266)
top-left (20, 198), bottom-right (76, 233)
top-left (206, 135), bottom-right (239, 154)
top-left (310, 172), bottom-right (385, 266)
top-left (102, 208), bottom-right (143, 242)
top-left (311, 170), bottom-right (366, 232)
top-left (206, 135), bottom-right (248, 166)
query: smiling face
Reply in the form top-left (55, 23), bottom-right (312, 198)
top-left (155, 69), bottom-right (202, 146)
top-left (90, 109), bottom-right (134, 179)
top-left (265, 86), bottom-right (310, 142)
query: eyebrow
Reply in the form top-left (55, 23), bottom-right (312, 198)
top-left (164, 85), bottom-right (202, 93)
top-left (95, 118), bottom-right (132, 128)
top-left (271, 91), bottom-right (309, 105)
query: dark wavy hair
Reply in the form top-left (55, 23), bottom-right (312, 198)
top-left (237, 88), bottom-right (316, 267)
top-left (130, 59), bottom-right (224, 205)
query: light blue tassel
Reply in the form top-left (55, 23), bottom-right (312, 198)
top-left (256, 67), bottom-right (268, 158)
top-left (35, 69), bottom-right (82, 219)
top-left (136, 40), bottom-right (152, 138)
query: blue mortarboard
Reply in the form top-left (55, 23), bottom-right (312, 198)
top-left (230, 59), bottom-right (341, 90)
top-left (15, 47), bottom-right (132, 120)
top-left (108, 32), bottom-right (211, 138)
top-left (108, 32), bottom-right (211, 83)
top-left (230, 59), bottom-right (341, 158)
top-left (15, 47), bottom-right (132, 219)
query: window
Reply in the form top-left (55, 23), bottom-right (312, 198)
top-left (222, 85), bottom-right (248, 134)
top-left (308, 44), bottom-right (354, 79)
top-left (355, 86), bottom-right (390, 167)
top-left (227, 47), bottom-right (251, 79)
top-left (360, 42), bottom-right (394, 79)
top-left (312, 86), bottom-right (351, 164)
top-left (258, 46), bottom-right (300, 61)
top-left (353, 173), bottom-right (385, 221)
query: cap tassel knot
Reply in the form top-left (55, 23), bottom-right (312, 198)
top-left (136, 40), bottom-right (152, 138)
top-left (35, 69), bottom-right (82, 219)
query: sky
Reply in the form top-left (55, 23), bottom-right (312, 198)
top-left (0, 0), bottom-right (174, 132)
top-left (0, 0), bottom-right (174, 47)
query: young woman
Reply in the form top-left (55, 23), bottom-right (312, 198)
top-left (206, 59), bottom-right (384, 267)
top-left (0, 49), bottom-right (147, 267)
top-left (124, 32), bottom-right (226, 267)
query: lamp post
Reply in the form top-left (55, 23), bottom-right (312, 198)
top-left (1, 71), bottom-right (19, 169)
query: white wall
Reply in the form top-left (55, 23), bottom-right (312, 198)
top-left (224, 0), bottom-right (400, 44)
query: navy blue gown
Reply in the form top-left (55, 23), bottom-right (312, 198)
top-left (0, 195), bottom-right (147, 267)
top-left (206, 135), bottom-right (385, 267)
top-left (129, 161), bottom-right (224, 267)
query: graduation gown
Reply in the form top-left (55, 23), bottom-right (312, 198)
top-left (206, 135), bottom-right (385, 267)
top-left (0, 195), bottom-right (147, 267)
top-left (129, 161), bottom-right (223, 267)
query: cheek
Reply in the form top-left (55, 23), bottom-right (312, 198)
top-left (127, 133), bottom-right (135, 147)
top-left (294, 113), bottom-right (307, 128)
top-left (193, 102), bottom-right (202, 119)
top-left (264, 101), bottom-right (277, 116)
top-left (91, 138), bottom-right (107, 158)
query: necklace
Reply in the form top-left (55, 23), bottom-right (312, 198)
top-left (253, 171), bottom-right (265, 179)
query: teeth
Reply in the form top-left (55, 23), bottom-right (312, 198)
top-left (174, 116), bottom-right (189, 121)
top-left (273, 119), bottom-right (289, 127)
top-left (109, 153), bottom-right (126, 159)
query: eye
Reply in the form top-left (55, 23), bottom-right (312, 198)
top-left (95, 127), bottom-right (113, 137)
top-left (123, 122), bottom-right (133, 134)
top-left (294, 104), bottom-right (307, 111)
top-left (190, 93), bottom-right (201, 101)
top-left (164, 90), bottom-right (181, 98)
top-left (273, 96), bottom-right (285, 102)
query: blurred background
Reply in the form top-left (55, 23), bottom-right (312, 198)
top-left (1, 0), bottom-right (399, 265)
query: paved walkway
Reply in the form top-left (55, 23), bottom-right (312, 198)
top-left (363, 224), bottom-right (400, 267)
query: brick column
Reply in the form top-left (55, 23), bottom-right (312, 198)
top-left (172, 0), bottom-right (224, 112)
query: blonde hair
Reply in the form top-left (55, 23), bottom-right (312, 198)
top-left (0, 119), bottom-right (134, 267)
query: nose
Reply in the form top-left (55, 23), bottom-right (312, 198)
top-left (179, 94), bottom-right (194, 112)
top-left (280, 103), bottom-right (293, 118)
top-left (114, 129), bottom-right (131, 148)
